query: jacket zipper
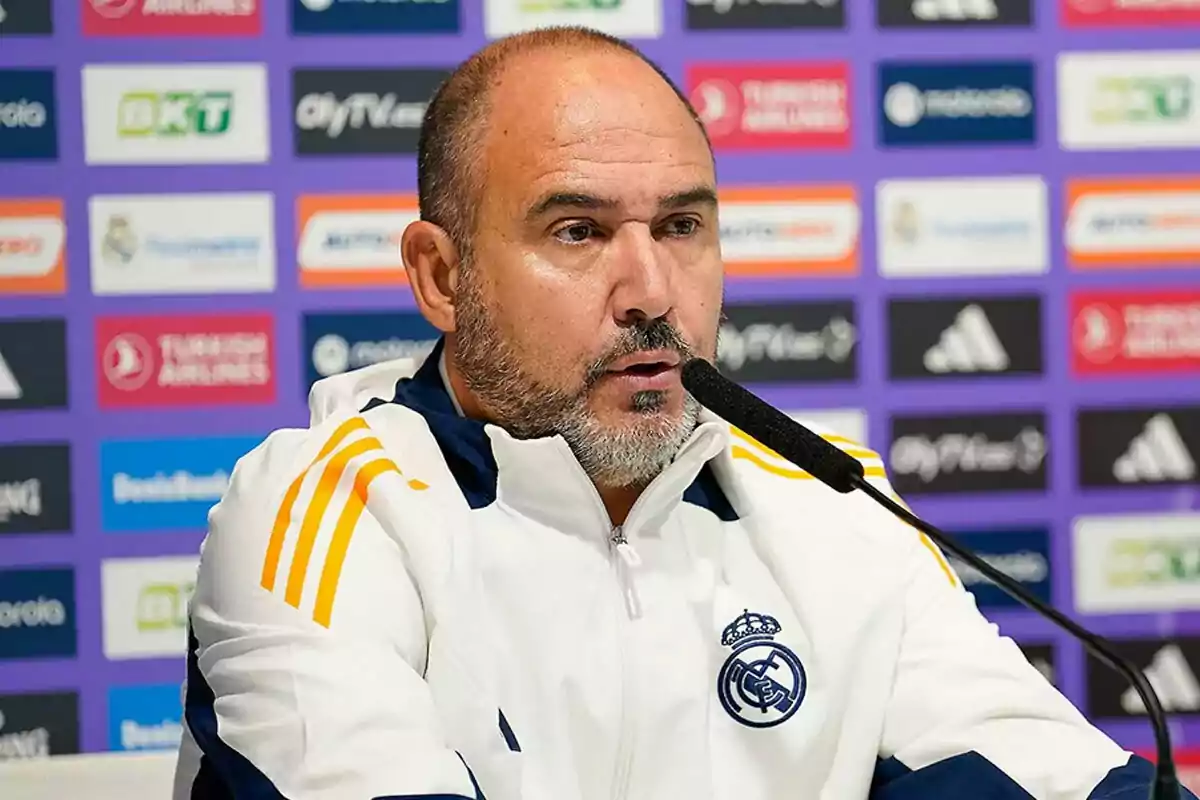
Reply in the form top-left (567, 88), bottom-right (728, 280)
top-left (610, 524), bottom-right (638, 800)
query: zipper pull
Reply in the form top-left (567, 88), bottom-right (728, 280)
top-left (610, 527), bottom-right (643, 619)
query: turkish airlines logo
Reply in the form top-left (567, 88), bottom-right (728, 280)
top-left (95, 314), bottom-right (275, 409)
top-left (1071, 289), bottom-right (1200, 376)
top-left (1063, 0), bottom-right (1200, 27)
top-left (687, 62), bottom-right (850, 150)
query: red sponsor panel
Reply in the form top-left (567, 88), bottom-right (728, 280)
top-left (96, 313), bottom-right (275, 409)
top-left (83, 0), bottom-right (262, 37)
top-left (1071, 289), bottom-right (1200, 377)
top-left (686, 62), bottom-right (851, 151)
top-left (1134, 747), bottom-right (1200, 794)
top-left (1063, 0), bottom-right (1200, 27)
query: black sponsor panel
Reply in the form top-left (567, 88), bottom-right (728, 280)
top-left (0, 319), bottom-right (67, 411)
top-left (0, 0), bottom-right (54, 35)
top-left (292, 68), bottom-right (451, 156)
top-left (0, 692), bottom-right (79, 759)
top-left (1017, 642), bottom-right (1057, 688)
top-left (716, 301), bottom-right (857, 384)
top-left (888, 412), bottom-right (1048, 495)
top-left (877, 0), bottom-right (1032, 27)
top-left (687, 0), bottom-right (845, 30)
top-left (888, 295), bottom-right (1043, 380)
top-left (1086, 637), bottom-right (1200, 720)
top-left (0, 443), bottom-right (70, 535)
top-left (1077, 406), bottom-right (1200, 489)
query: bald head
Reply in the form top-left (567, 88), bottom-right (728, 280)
top-left (417, 26), bottom-right (712, 258)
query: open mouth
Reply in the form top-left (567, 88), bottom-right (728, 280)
top-left (620, 361), bottom-right (673, 376)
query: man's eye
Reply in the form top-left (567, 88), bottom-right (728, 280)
top-left (662, 217), bottom-right (700, 237)
top-left (553, 223), bottom-right (597, 244)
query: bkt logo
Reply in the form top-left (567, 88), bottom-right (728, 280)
top-left (303, 311), bottom-right (441, 392)
top-left (0, 69), bottom-right (57, 161)
top-left (879, 60), bottom-right (1036, 146)
top-left (107, 684), bottom-right (182, 752)
top-left (292, 0), bottom-right (459, 34)
top-left (0, 568), bottom-right (75, 661)
top-left (100, 435), bottom-right (263, 533)
top-left (117, 91), bottom-right (232, 137)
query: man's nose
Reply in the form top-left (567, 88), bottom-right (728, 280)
top-left (610, 223), bottom-right (672, 326)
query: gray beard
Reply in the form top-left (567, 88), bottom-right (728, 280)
top-left (452, 266), bottom-right (702, 489)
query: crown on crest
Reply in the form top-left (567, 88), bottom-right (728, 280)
top-left (721, 609), bottom-right (782, 647)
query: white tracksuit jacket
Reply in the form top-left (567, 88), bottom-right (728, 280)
top-left (173, 341), bottom-right (1185, 800)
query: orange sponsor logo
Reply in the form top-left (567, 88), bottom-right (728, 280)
top-left (718, 185), bottom-right (859, 276)
top-left (0, 199), bottom-right (66, 295)
top-left (296, 194), bottom-right (418, 289)
top-left (1065, 177), bottom-right (1200, 269)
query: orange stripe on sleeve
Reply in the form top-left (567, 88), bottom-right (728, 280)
top-left (312, 458), bottom-right (401, 628)
top-left (283, 436), bottom-right (383, 609)
top-left (261, 417), bottom-right (369, 591)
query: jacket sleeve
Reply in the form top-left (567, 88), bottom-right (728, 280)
top-left (864, 474), bottom-right (1196, 800)
top-left (174, 417), bottom-right (485, 800)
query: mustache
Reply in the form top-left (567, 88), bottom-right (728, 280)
top-left (583, 319), bottom-right (694, 388)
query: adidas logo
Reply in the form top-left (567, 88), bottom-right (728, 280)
top-left (912, 0), bottom-right (998, 20)
top-left (1113, 414), bottom-right (1196, 484)
top-left (923, 305), bottom-right (1010, 374)
top-left (1121, 644), bottom-right (1200, 714)
top-left (0, 350), bottom-right (21, 401)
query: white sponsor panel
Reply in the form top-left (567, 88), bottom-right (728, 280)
top-left (0, 216), bottom-right (64, 279)
top-left (297, 208), bottom-right (415, 274)
top-left (1074, 512), bottom-right (1200, 613)
top-left (101, 556), bottom-right (199, 660)
top-left (89, 193), bottom-right (276, 295)
top-left (82, 63), bottom-right (270, 165)
top-left (877, 176), bottom-right (1049, 277)
top-left (484, 0), bottom-right (662, 39)
top-left (1066, 188), bottom-right (1200, 258)
top-left (785, 408), bottom-right (868, 448)
top-left (1058, 51), bottom-right (1200, 150)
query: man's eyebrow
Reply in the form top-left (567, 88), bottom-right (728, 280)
top-left (525, 186), bottom-right (719, 223)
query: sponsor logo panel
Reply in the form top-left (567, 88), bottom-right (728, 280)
top-left (1086, 637), bottom-right (1200, 719)
top-left (100, 435), bottom-right (262, 533)
top-left (877, 176), bottom-right (1048, 277)
top-left (101, 556), bottom-right (198, 660)
top-left (0, 692), bottom-right (79, 761)
top-left (0, 68), bottom-right (57, 161)
top-left (1066, 177), bottom-right (1200, 269)
top-left (0, 0), bottom-right (54, 34)
top-left (877, 0), bottom-right (1033, 27)
top-left (1058, 51), bottom-right (1200, 151)
top-left (292, 68), bottom-right (449, 156)
top-left (483, 0), bottom-right (662, 39)
top-left (718, 186), bottom-right (859, 276)
top-left (1074, 513), bottom-right (1200, 614)
top-left (887, 412), bottom-right (1049, 495)
top-left (0, 318), bottom-right (68, 412)
top-left (888, 295), bottom-right (1043, 379)
top-left (716, 301), bottom-right (858, 384)
top-left (878, 60), bottom-right (1037, 146)
top-left (89, 193), bottom-right (276, 296)
top-left (83, 0), bottom-right (261, 36)
top-left (1017, 642), bottom-right (1058, 687)
top-left (687, 0), bottom-right (845, 29)
top-left (1070, 289), bottom-right (1200, 376)
top-left (82, 64), bottom-right (269, 165)
top-left (945, 528), bottom-right (1053, 610)
top-left (0, 199), bottom-right (65, 295)
top-left (0, 443), bottom-right (71, 536)
top-left (292, 0), bottom-right (460, 33)
top-left (297, 194), bottom-right (417, 287)
top-left (1077, 405), bottom-right (1200, 488)
top-left (303, 310), bottom-right (440, 392)
top-left (95, 313), bottom-right (276, 409)
top-left (687, 62), bottom-right (851, 151)
top-left (107, 683), bottom-right (182, 752)
top-left (1063, 0), bottom-right (1200, 28)
top-left (0, 568), bottom-right (76, 660)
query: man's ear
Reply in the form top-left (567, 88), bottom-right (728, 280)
top-left (401, 220), bottom-right (460, 333)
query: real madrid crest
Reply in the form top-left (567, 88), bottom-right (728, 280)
top-left (717, 609), bottom-right (806, 729)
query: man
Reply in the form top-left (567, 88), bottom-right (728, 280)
top-left (174, 27), bottom-right (1183, 800)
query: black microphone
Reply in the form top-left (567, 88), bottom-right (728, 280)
top-left (681, 357), bottom-right (1181, 800)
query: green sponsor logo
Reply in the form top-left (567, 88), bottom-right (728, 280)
top-left (1091, 75), bottom-right (1193, 124)
top-left (519, 0), bottom-right (622, 10)
top-left (136, 581), bottom-right (194, 632)
top-left (1106, 538), bottom-right (1200, 588)
top-left (117, 91), bottom-right (234, 137)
